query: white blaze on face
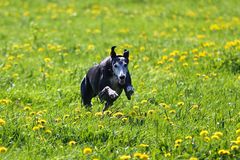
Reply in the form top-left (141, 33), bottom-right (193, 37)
top-left (112, 57), bottom-right (128, 85)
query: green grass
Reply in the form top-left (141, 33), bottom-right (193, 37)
top-left (1, 0), bottom-right (240, 159)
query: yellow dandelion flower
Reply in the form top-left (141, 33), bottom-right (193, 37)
top-left (119, 155), bottom-right (131, 160)
top-left (141, 99), bottom-right (148, 104)
top-left (189, 157), bottom-right (198, 160)
top-left (0, 146), bottom-right (7, 153)
top-left (169, 109), bottom-right (176, 114)
top-left (133, 105), bottom-right (139, 110)
top-left (236, 129), bottom-right (240, 135)
top-left (83, 147), bottom-right (92, 154)
top-left (104, 110), bottom-right (112, 115)
top-left (177, 101), bottom-right (184, 106)
top-left (140, 46), bottom-right (145, 52)
top-left (113, 112), bottom-right (124, 118)
top-left (231, 145), bottom-right (239, 151)
top-left (164, 152), bottom-right (171, 157)
top-left (200, 130), bottom-right (208, 137)
top-left (45, 129), bottom-right (52, 134)
top-left (122, 118), bottom-right (128, 123)
top-left (44, 57), bottom-right (51, 63)
top-left (32, 126), bottom-right (40, 131)
top-left (174, 143), bottom-right (181, 148)
top-left (98, 125), bottom-right (104, 129)
top-left (37, 119), bottom-right (47, 124)
top-left (0, 118), bottom-right (6, 126)
top-left (214, 132), bottom-right (223, 137)
top-left (218, 149), bottom-right (230, 155)
top-left (134, 152), bottom-right (142, 158)
top-left (24, 106), bottom-right (32, 111)
top-left (182, 63), bottom-right (188, 67)
top-left (129, 111), bottom-right (137, 116)
top-left (185, 136), bottom-right (193, 140)
top-left (0, 99), bottom-right (11, 105)
top-left (237, 136), bottom-right (240, 141)
top-left (87, 44), bottom-right (95, 51)
top-left (139, 143), bottom-right (149, 147)
top-left (211, 135), bottom-right (220, 140)
top-left (147, 110), bottom-right (155, 116)
top-left (140, 153), bottom-right (149, 160)
top-left (95, 112), bottom-right (103, 117)
top-left (175, 139), bottom-right (183, 144)
top-left (204, 137), bottom-right (210, 142)
top-left (68, 140), bottom-right (77, 146)
top-left (64, 114), bottom-right (70, 118)
top-left (191, 104), bottom-right (199, 110)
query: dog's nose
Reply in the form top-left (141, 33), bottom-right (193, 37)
top-left (120, 75), bottom-right (125, 80)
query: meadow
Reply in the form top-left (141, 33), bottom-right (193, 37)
top-left (1, 0), bottom-right (240, 159)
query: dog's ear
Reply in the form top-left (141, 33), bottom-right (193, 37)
top-left (111, 46), bottom-right (117, 58)
top-left (123, 49), bottom-right (129, 59)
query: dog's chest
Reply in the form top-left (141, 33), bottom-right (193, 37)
top-left (109, 76), bottom-right (123, 95)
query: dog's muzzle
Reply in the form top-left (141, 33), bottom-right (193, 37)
top-left (119, 75), bottom-right (126, 85)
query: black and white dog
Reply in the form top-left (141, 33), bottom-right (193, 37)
top-left (81, 46), bottom-right (134, 112)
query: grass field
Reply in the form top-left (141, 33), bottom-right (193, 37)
top-left (1, 0), bottom-right (240, 159)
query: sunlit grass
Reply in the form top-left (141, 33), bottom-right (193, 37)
top-left (1, 0), bottom-right (240, 159)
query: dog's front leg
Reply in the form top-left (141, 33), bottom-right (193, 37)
top-left (99, 86), bottom-right (119, 102)
top-left (124, 85), bottom-right (134, 100)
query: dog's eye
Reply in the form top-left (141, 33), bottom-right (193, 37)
top-left (114, 64), bottom-right (118, 68)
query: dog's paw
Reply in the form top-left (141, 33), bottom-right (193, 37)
top-left (126, 86), bottom-right (134, 100)
top-left (108, 90), bottom-right (119, 100)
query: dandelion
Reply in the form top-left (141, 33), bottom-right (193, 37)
top-left (139, 143), bottom-right (149, 147)
top-left (177, 101), bottom-right (184, 106)
top-left (98, 124), bottom-right (104, 129)
top-left (236, 129), bottom-right (240, 135)
top-left (231, 145), bottom-right (239, 151)
top-left (32, 126), bottom-right (40, 131)
top-left (174, 143), bottom-right (181, 148)
top-left (185, 136), bottom-right (192, 140)
top-left (95, 112), bottom-right (103, 117)
top-left (147, 110), bottom-right (155, 116)
top-left (200, 130), bottom-right (209, 137)
top-left (24, 106), bottom-right (32, 111)
top-left (141, 99), bottom-right (148, 104)
top-left (204, 137), bottom-right (210, 142)
top-left (140, 153), bottom-right (149, 160)
top-left (218, 149), bottom-right (230, 155)
top-left (37, 119), bottom-right (47, 124)
top-left (164, 152), bottom-right (171, 157)
top-left (122, 118), bottom-right (128, 123)
top-left (0, 118), bottom-right (6, 126)
top-left (113, 112), bottom-right (124, 118)
top-left (68, 140), bottom-right (77, 146)
top-left (213, 131), bottom-right (223, 137)
top-left (44, 57), bottom-right (51, 63)
top-left (119, 155), bottom-right (131, 160)
top-left (175, 139), bottom-right (183, 144)
top-left (0, 146), bottom-right (7, 153)
top-left (169, 109), bottom-right (176, 114)
top-left (0, 99), bottom-right (11, 105)
top-left (134, 152), bottom-right (142, 158)
top-left (133, 105), bottom-right (139, 110)
top-left (189, 157), bottom-right (198, 160)
top-left (45, 129), bottom-right (52, 134)
top-left (211, 135), bottom-right (220, 140)
top-left (87, 44), bottom-right (95, 51)
top-left (83, 147), bottom-right (92, 154)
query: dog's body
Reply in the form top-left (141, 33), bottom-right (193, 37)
top-left (81, 46), bottom-right (134, 112)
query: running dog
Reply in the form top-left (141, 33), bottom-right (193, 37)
top-left (81, 46), bottom-right (134, 112)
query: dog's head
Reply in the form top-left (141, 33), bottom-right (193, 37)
top-left (110, 46), bottom-right (129, 85)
